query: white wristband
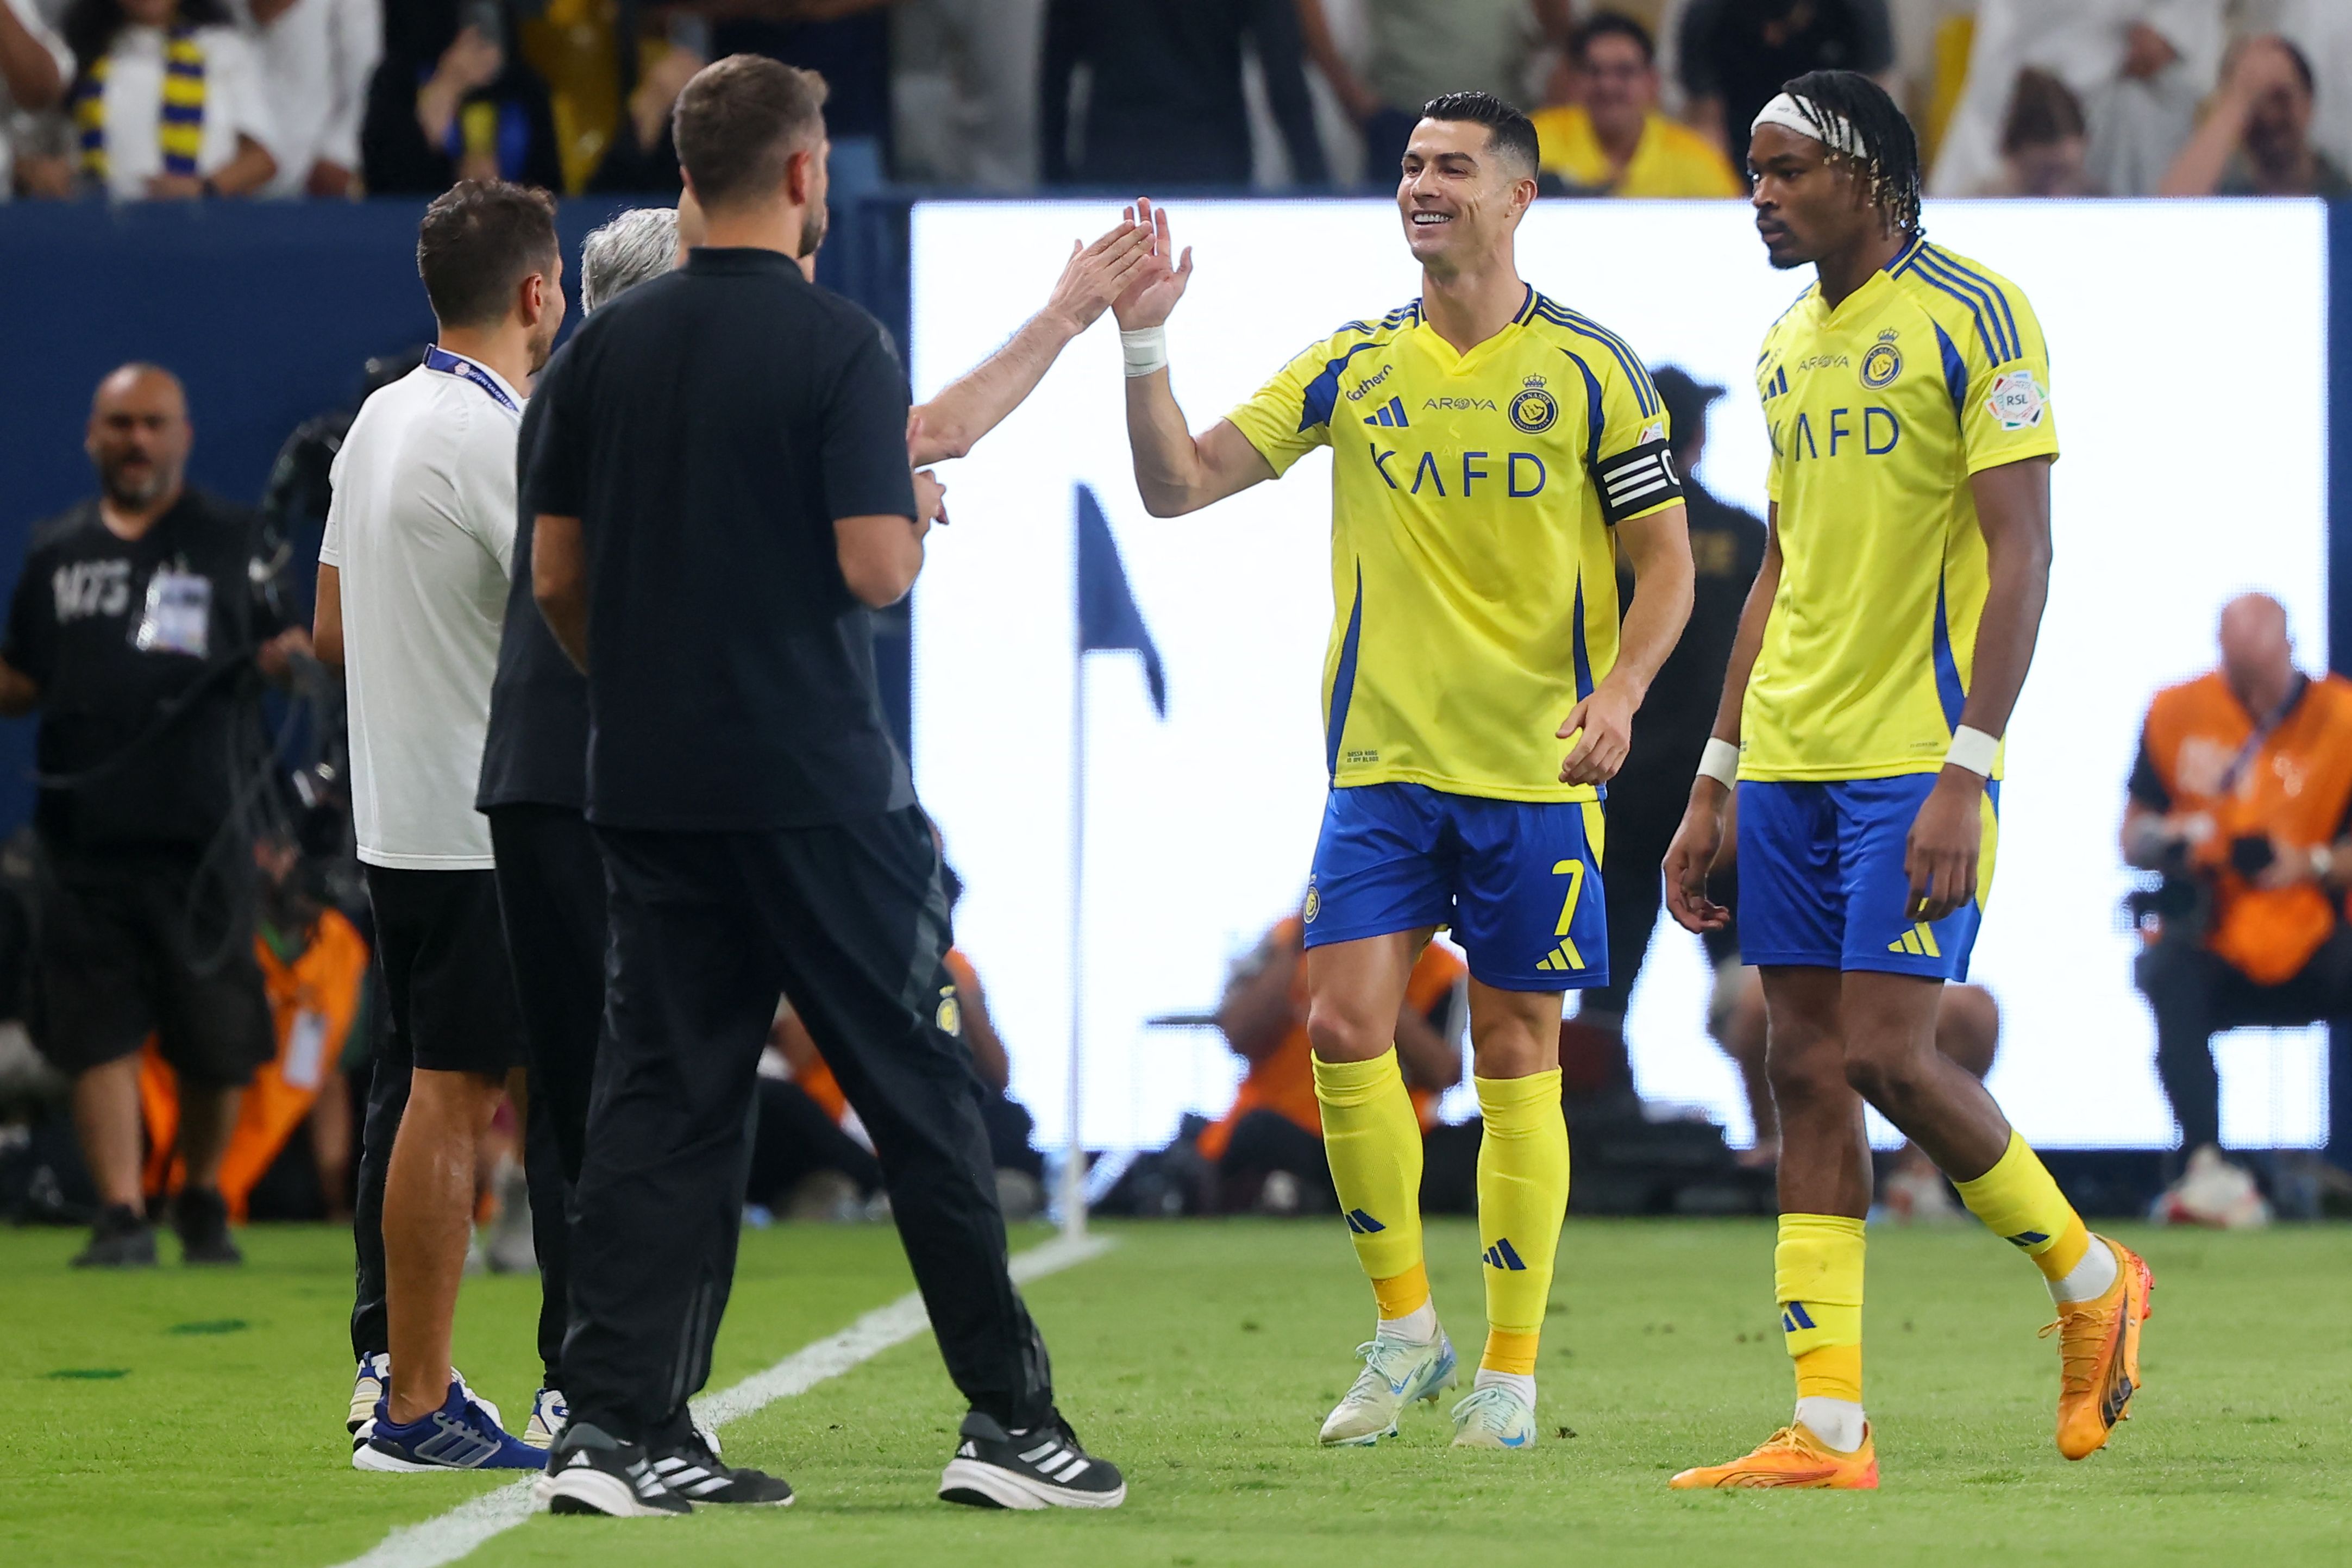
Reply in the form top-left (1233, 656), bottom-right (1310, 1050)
top-left (1945, 725), bottom-right (2000, 777)
top-left (1697, 737), bottom-right (1740, 789)
top-left (1120, 324), bottom-right (1168, 378)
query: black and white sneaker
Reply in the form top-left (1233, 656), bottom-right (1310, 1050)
top-left (938, 1410), bottom-right (1126, 1510)
top-left (535, 1422), bottom-right (691, 1517)
top-left (649, 1434), bottom-right (794, 1506)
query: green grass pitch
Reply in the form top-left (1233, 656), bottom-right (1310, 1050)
top-left (2, 1217), bottom-right (2347, 1567)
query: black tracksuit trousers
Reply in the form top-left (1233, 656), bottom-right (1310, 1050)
top-left (560, 806), bottom-right (1054, 1444)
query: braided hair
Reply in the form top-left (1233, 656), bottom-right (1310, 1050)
top-left (1780, 68), bottom-right (1923, 240)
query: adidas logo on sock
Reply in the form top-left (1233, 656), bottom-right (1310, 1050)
top-left (2005, 1230), bottom-right (2050, 1247)
top-left (1782, 1302), bottom-right (1816, 1333)
top-left (1345, 1209), bottom-right (1386, 1234)
top-left (1482, 1239), bottom-right (1527, 1271)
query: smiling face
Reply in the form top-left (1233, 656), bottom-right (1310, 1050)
top-left (1396, 117), bottom-right (1534, 278)
top-left (1746, 121), bottom-right (1873, 270)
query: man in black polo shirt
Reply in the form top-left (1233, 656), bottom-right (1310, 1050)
top-left (525, 55), bottom-right (1126, 1516)
top-left (0, 363), bottom-right (305, 1268)
top-left (484, 191), bottom-right (1147, 1463)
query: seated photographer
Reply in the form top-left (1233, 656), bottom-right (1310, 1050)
top-left (1201, 910), bottom-right (1464, 1214)
top-left (2125, 593), bottom-right (2352, 1203)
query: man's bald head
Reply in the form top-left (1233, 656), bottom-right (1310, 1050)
top-left (92, 362), bottom-right (186, 420)
top-left (2218, 592), bottom-right (2297, 714)
top-left (86, 363), bottom-right (192, 513)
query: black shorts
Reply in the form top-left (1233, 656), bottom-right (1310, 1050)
top-left (32, 849), bottom-right (274, 1086)
top-left (365, 863), bottom-right (525, 1077)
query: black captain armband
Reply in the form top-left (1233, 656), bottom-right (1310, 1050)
top-left (1593, 437), bottom-right (1683, 525)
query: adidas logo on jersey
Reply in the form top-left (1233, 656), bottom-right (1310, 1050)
top-left (1362, 396), bottom-right (1410, 428)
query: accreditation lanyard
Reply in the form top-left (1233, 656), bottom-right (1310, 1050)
top-left (423, 346), bottom-right (519, 413)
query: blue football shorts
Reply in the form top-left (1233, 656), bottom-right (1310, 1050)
top-left (1735, 774), bottom-right (2000, 980)
top-left (1302, 781), bottom-right (1608, 992)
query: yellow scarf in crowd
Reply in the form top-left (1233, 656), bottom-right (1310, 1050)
top-left (73, 26), bottom-right (208, 185)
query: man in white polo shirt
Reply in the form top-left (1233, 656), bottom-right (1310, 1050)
top-left (314, 179), bottom-right (561, 1472)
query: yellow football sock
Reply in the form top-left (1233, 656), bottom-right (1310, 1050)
top-left (1953, 1129), bottom-right (2091, 1283)
top-left (1777, 1214), bottom-right (1865, 1402)
top-left (1474, 1070), bottom-right (1568, 1365)
top-left (1372, 1261), bottom-right (1430, 1321)
top-left (1312, 1050), bottom-right (1426, 1292)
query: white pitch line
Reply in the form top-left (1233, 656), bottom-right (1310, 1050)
top-left (328, 1230), bottom-right (1115, 1568)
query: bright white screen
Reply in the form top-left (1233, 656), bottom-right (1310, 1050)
top-left (910, 198), bottom-right (2329, 1152)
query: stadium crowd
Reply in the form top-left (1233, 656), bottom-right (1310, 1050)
top-left (0, 0), bottom-right (2348, 203)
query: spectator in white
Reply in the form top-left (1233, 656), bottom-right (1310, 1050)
top-left (231, 0), bottom-right (377, 197)
top-left (0, 0), bottom-right (68, 197)
top-left (59, 0), bottom-right (278, 199)
top-left (1929, 0), bottom-right (2222, 199)
top-left (2160, 33), bottom-right (2351, 199)
top-left (1970, 67), bottom-right (2100, 197)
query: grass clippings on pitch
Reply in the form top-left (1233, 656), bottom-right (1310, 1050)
top-left (3, 1216), bottom-right (2347, 1568)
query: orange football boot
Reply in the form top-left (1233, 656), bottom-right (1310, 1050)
top-left (2044, 1235), bottom-right (2154, 1460)
top-left (1668, 1422), bottom-right (1879, 1490)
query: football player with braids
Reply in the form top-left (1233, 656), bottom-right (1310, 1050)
top-left (1661, 70), bottom-right (2153, 1489)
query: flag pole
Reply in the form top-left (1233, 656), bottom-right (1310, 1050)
top-left (1063, 643), bottom-right (1088, 1240)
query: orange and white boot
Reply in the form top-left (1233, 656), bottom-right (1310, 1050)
top-left (2045, 1235), bottom-right (2155, 1460)
top-left (1668, 1422), bottom-right (1879, 1490)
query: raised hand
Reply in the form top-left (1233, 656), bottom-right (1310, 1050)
top-left (1111, 197), bottom-right (1196, 332)
top-left (1044, 219), bottom-right (1155, 334)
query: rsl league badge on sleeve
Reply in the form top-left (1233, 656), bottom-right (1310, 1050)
top-left (1986, 369), bottom-right (2047, 430)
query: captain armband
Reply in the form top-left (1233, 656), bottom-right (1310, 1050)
top-left (1592, 437), bottom-right (1684, 525)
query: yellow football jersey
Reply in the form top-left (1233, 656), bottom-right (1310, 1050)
top-left (1742, 236), bottom-right (2061, 783)
top-left (1228, 288), bottom-right (1682, 804)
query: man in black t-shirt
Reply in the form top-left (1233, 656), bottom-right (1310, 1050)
top-left (480, 197), bottom-right (1144, 1450)
top-left (1573, 368), bottom-right (1764, 1109)
top-left (525, 55), bottom-right (1127, 1516)
top-left (0, 364), bottom-right (306, 1269)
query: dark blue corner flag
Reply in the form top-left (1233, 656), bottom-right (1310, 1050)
top-left (1075, 484), bottom-right (1167, 716)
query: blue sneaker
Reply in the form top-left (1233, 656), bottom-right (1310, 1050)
top-left (353, 1380), bottom-right (544, 1472)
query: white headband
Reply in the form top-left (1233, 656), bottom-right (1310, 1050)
top-left (1752, 92), bottom-right (1861, 157)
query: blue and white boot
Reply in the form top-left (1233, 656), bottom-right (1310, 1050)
top-left (353, 1379), bottom-right (544, 1471)
top-left (1318, 1332), bottom-right (1458, 1446)
top-left (1450, 1384), bottom-right (1538, 1450)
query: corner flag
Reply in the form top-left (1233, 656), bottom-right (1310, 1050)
top-left (1075, 484), bottom-right (1166, 716)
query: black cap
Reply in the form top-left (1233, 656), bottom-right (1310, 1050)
top-left (1649, 365), bottom-right (1723, 451)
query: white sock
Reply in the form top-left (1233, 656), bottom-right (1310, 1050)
top-left (1378, 1300), bottom-right (1438, 1345)
top-left (1793, 1396), bottom-right (1866, 1454)
top-left (1473, 1368), bottom-right (1536, 1410)
top-left (2049, 1236), bottom-right (2119, 1304)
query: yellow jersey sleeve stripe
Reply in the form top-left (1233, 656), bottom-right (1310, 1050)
top-left (1893, 240), bottom-right (2021, 365)
top-left (1531, 299), bottom-right (1660, 418)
